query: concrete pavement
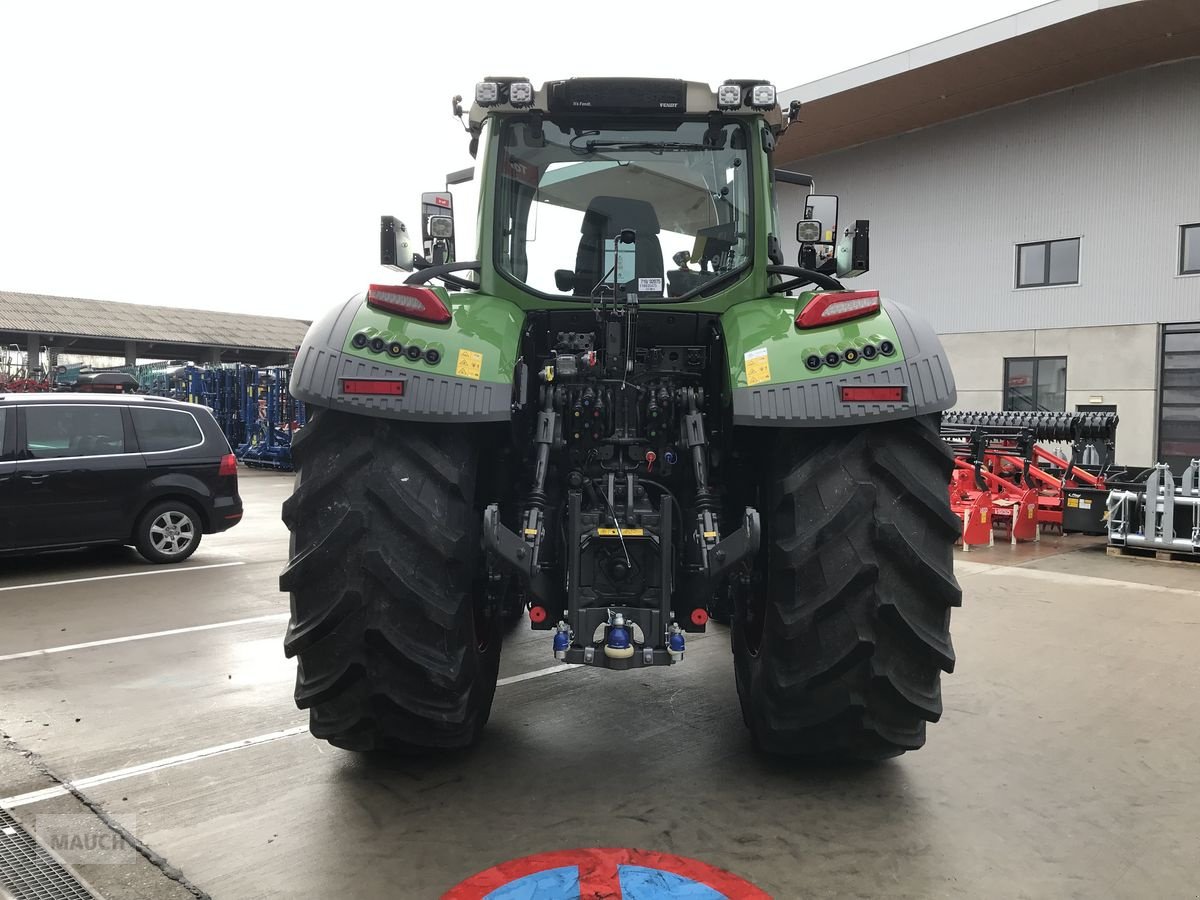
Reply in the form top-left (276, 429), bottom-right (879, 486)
top-left (2, 469), bottom-right (1199, 898)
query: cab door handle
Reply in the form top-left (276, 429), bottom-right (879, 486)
top-left (18, 473), bottom-right (48, 485)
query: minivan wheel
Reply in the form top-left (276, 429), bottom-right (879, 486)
top-left (134, 501), bottom-right (202, 564)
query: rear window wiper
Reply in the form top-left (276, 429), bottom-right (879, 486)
top-left (571, 139), bottom-right (712, 155)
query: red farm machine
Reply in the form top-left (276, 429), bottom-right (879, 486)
top-left (941, 410), bottom-right (1124, 549)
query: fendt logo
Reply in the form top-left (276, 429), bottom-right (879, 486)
top-left (444, 848), bottom-right (771, 899)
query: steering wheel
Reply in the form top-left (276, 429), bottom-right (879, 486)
top-left (405, 259), bottom-right (482, 292)
top-left (766, 265), bottom-right (845, 294)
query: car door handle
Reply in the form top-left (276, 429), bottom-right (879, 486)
top-left (18, 473), bottom-right (48, 485)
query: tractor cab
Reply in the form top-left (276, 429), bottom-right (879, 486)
top-left (380, 77), bottom-right (868, 305)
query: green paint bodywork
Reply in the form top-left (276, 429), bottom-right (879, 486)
top-left (720, 291), bottom-right (905, 388)
top-left (340, 114), bottom-right (901, 393)
top-left (341, 288), bottom-right (524, 384)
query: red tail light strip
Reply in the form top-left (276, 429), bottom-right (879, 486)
top-left (840, 386), bottom-right (905, 402)
top-left (342, 379), bottom-right (406, 396)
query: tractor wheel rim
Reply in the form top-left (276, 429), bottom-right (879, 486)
top-left (150, 511), bottom-right (194, 555)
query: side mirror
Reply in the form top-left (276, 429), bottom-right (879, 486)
top-left (421, 192), bottom-right (456, 266)
top-left (802, 195), bottom-right (838, 245)
top-left (380, 216), bottom-right (414, 271)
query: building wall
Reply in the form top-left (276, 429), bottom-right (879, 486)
top-left (780, 57), bottom-right (1200, 334)
top-left (940, 323), bottom-right (1159, 465)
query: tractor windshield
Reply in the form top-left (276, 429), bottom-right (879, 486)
top-left (494, 118), bottom-right (752, 300)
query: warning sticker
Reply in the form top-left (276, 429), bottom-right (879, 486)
top-left (456, 349), bottom-right (483, 380)
top-left (1079, 499), bottom-right (1092, 510)
top-left (744, 347), bottom-right (771, 386)
top-left (637, 277), bottom-right (663, 293)
top-left (597, 527), bottom-right (644, 537)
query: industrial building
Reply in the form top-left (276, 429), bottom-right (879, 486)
top-left (777, 0), bottom-right (1200, 469)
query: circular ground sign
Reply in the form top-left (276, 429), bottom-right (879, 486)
top-left (444, 847), bottom-right (771, 899)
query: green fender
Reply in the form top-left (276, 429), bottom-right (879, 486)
top-left (720, 292), bottom-right (957, 426)
top-left (289, 288), bottom-right (524, 421)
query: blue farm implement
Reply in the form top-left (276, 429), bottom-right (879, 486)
top-left (236, 367), bottom-right (305, 469)
top-left (140, 364), bottom-right (305, 470)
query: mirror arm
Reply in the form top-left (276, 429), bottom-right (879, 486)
top-left (766, 265), bottom-right (845, 294)
top-left (405, 260), bottom-right (482, 291)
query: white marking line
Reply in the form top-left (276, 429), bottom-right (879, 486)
top-left (0, 613), bottom-right (289, 662)
top-left (1, 726), bottom-right (310, 809)
top-left (0, 561), bottom-right (245, 594)
top-left (496, 663), bottom-right (578, 686)
top-left (955, 559), bottom-right (1200, 597)
top-left (0, 662), bottom-right (577, 809)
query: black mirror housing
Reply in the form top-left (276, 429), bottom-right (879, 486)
top-left (380, 216), bottom-right (414, 271)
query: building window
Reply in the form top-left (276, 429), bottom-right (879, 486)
top-left (1181, 224), bottom-right (1200, 276)
top-left (1004, 357), bottom-right (1067, 411)
top-left (1016, 238), bottom-right (1080, 288)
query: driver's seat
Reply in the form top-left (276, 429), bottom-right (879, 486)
top-left (573, 196), bottom-right (663, 296)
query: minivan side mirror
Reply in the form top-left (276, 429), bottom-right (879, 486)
top-left (380, 216), bottom-right (414, 271)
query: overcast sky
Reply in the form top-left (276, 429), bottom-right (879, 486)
top-left (0, 0), bottom-right (1044, 321)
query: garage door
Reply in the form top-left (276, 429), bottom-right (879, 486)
top-left (1159, 323), bottom-right (1200, 471)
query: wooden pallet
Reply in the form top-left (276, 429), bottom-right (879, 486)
top-left (1107, 543), bottom-right (1200, 564)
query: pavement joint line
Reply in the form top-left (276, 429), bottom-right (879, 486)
top-left (0, 614), bottom-right (290, 662)
top-left (955, 559), bottom-right (1200, 597)
top-left (0, 662), bottom-right (579, 809)
top-left (0, 561), bottom-right (246, 594)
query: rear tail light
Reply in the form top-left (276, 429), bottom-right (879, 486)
top-left (366, 284), bottom-right (452, 324)
top-left (795, 290), bottom-right (881, 329)
top-left (218, 453), bottom-right (238, 477)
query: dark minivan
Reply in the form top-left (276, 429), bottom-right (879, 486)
top-left (0, 393), bottom-right (242, 563)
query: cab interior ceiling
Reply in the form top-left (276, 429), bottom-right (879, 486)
top-left (534, 161), bottom-right (721, 234)
top-left (502, 120), bottom-right (744, 234)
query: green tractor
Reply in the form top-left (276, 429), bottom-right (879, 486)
top-left (281, 77), bottom-right (961, 760)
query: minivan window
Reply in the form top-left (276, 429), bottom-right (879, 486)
top-left (25, 405), bottom-right (126, 459)
top-left (131, 407), bottom-right (203, 452)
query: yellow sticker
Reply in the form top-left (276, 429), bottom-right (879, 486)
top-left (744, 347), bottom-right (770, 386)
top-left (980, 509), bottom-right (988, 523)
top-left (1066, 497), bottom-right (1079, 508)
top-left (456, 348), bottom-right (483, 380)
top-left (597, 527), bottom-right (644, 537)
top-left (702, 531), bottom-right (718, 539)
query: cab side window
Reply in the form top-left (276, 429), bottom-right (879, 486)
top-left (24, 405), bottom-right (125, 459)
top-left (130, 408), bottom-right (203, 452)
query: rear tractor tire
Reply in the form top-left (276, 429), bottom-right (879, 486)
top-left (733, 415), bottom-right (962, 760)
top-left (280, 410), bottom-right (501, 753)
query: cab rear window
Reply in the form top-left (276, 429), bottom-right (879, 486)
top-left (130, 408), bottom-right (204, 452)
top-left (25, 405), bottom-right (126, 459)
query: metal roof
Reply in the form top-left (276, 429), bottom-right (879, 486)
top-left (0, 291), bottom-right (310, 352)
top-left (777, 0), bottom-right (1200, 162)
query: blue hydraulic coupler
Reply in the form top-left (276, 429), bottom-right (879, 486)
top-left (553, 628), bottom-right (570, 660)
top-left (668, 625), bottom-right (685, 662)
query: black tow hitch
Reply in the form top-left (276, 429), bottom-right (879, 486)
top-left (483, 497), bottom-right (760, 670)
